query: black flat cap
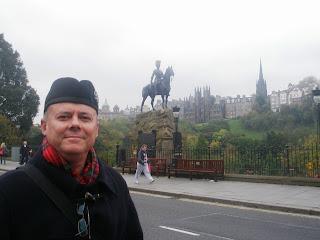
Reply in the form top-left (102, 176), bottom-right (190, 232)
top-left (44, 77), bottom-right (99, 113)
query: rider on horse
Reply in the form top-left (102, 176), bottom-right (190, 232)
top-left (142, 64), bottom-right (174, 112)
top-left (150, 60), bottom-right (163, 95)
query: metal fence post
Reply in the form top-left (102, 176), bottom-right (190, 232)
top-left (116, 142), bottom-right (119, 167)
top-left (286, 144), bottom-right (290, 176)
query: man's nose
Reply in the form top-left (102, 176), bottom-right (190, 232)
top-left (70, 116), bottom-right (81, 128)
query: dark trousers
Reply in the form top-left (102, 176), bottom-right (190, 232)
top-left (20, 155), bottom-right (28, 164)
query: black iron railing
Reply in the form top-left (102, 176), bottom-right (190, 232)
top-left (14, 144), bottom-right (320, 178)
top-left (115, 144), bottom-right (320, 178)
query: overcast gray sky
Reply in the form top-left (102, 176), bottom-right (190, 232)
top-left (1, 0), bottom-right (320, 123)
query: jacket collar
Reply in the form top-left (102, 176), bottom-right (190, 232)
top-left (28, 147), bottom-right (118, 199)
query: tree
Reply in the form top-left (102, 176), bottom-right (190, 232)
top-left (195, 119), bottom-right (230, 142)
top-left (210, 129), bottom-right (234, 148)
top-left (25, 125), bottom-right (44, 146)
top-left (0, 34), bottom-right (40, 133)
top-left (255, 94), bottom-right (266, 107)
top-left (0, 115), bottom-right (18, 145)
top-left (262, 131), bottom-right (289, 147)
top-left (186, 135), bottom-right (198, 148)
top-left (179, 119), bottom-right (198, 135)
top-left (196, 134), bottom-right (208, 148)
top-left (252, 94), bottom-right (271, 114)
top-left (94, 117), bottom-right (134, 150)
top-left (297, 76), bottom-right (319, 88)
top-left (236, 135), bottom-right (259, 149)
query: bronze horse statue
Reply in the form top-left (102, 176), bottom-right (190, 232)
top-left (141, 66), bottom-right (174, 112)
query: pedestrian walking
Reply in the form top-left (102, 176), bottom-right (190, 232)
top-left (134, 144), bottom-right (155, 184)
top-left (0, 143), bottom-right (8, 165)
top-left (19, 141), bottom-right (30, 165)
top-left (0, 77), bottom-right (143, 239)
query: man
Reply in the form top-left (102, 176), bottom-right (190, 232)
top-left (150, 60), bottom-right (163, 94)
top-left (0, 77), bottom-right (143, 239)
top-left (19, 141), bottom-right (30, 164)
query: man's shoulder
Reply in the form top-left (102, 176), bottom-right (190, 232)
top-left (0, 169), bottom-right (25, 180)
top-left (99, 164), bottom-right (128, 193)
top-left (101, 164), bottom-right (122, 178)
top-left (0, 169), bottom-right (30, 191)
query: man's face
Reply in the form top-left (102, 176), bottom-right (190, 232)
top-left (41, 103), bottom-right (99, 159)
top-left (142, 146), bottom-right (147, 151)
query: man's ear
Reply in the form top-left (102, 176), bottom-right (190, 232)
top-left (96, 123), bottom-right (99, 138)
top-left (41, 119), bottom-right (48, 136)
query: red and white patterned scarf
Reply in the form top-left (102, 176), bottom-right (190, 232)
top-left (42, 137), bottom-right (99, 184)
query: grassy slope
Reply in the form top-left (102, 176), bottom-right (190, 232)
top-left (228, 119), bottom-right (263, 140)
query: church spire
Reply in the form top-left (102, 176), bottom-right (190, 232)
top-left (259, 58), bottom-right (264, 81)
top-left (256, 59), bottom-right (267, 97)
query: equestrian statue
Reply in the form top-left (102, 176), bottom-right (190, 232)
top-left (141, 60), bottom-right (174, 112)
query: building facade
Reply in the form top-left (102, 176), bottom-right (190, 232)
top-left (98, 99), bottom-right (144, 121)
top-left (270, 83), bottom-right (314, 112)
top-left (224, 95), bottom-right (255, 119)
top-left (179, 87), bottom-right (225, 124)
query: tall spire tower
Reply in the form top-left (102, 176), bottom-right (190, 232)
top-left (256, 59), bottom-right (267, 97)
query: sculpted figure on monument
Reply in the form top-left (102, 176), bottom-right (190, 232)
top-left (141, 61), bottom-right (174, 112)
top-left (150, 60), bottom-right (164, 94)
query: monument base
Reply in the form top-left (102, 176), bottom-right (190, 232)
top-left (130, 109), bottom-right (176, 150)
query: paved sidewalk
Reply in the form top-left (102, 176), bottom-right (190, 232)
top-left (122, 173), bottom-right (320, 216)
top-left (1, 161), bottom-right (320, 216)
top-left (0, 160), bottom-right (20, 172)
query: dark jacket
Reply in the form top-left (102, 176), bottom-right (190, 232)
top-left (137, 150), bottom-right (148, 165)
top-left (20, 144), bottom-right (30, 157)
top-left (0, 146), bottom-right (8, 156)
top-left (0, 147), bottom-right (143, 240)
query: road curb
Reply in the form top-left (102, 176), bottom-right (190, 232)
top-left (0, 167), bottom-right (13, 172)
top-left (128, 186), bottom-right (320, 216)
top-left (3, 166), bottom-right (320, 216)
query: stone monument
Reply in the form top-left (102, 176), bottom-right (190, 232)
top-left (130, 109), bottom-right (186, 160)
top-left (130, 109), bottom-right (174, 148)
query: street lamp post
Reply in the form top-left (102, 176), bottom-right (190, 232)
top-left (312, 89), bottom-right (320, 141)
top-left (172, 106), bottom-right (181, 162)
top-left (172, 106), bottom-right (180, 133)
top-left (16, 123), bottom-right (20, 146)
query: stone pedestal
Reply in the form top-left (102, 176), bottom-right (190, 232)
top-left (130, 109), bottom-right (175, 150)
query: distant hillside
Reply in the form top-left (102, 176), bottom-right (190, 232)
top-left (228, 119), bottom-right (263, 140)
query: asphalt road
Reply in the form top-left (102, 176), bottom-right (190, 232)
top-left (131, 191), bottom-right (320, 240)
top-left (1, 171), bottom-right (319, 239)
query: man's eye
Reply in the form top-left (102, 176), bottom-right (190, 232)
top-left (81, 116), bottom-right (91, 120)
top-left (58, 115), bottom-right (69, 119)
